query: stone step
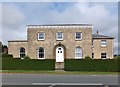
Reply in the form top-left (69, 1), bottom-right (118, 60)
top-left (55, 62), bottom-right (64, 70)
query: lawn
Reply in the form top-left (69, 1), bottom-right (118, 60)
top-left (2, 70), bottom-right (118, 75)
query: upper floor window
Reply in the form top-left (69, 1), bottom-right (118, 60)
top-left (75, 32), bottom-right (82, 40)
top-left (56, 32), bottom-right (63, 40)
top-left (38, 32), bottom-right (45, 40)
top-left (101, 53), bottom-right (107, 59)
top-left (101, 40), bottom-right (107, 47)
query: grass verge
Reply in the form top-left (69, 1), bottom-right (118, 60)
top-left (1, 70), bottom-right (118, 75)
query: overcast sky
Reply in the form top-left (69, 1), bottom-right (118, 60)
top-left (1, 1), bottom-right (119, 54)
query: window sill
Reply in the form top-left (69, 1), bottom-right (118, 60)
top-left (75, 57), bottom-right (82, 59)
top-left (38, 58), bottom-right (45, 60)
top-left (101, 45), bottom-right (107, 47)
top-left (38, 39), bottom-right (45, 41)
top-left (101, 58), bottom-right (107, 59)
top-left (75, 39), bottom-right (82, 41)
top-left (56, 39), bottom-right (63, 41)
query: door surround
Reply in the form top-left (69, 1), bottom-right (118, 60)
top-left (53, 42), bottom-right (66, 62)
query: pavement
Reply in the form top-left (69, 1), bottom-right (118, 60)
top-left (2, 73), bottom-right (119, 87)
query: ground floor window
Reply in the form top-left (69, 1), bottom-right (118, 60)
top-left (75, 47), bottom-right (82, 59)
top-left (92, 53), bottom-right (94, 59)
top-left (38, 47), bottom-right (44, 59)
top-left (20, 47), bottom-right (25, 58)
top-left (101, 53), bottom-right (107, 59)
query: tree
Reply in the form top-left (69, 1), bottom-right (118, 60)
top-left (0, 41), bottom-right (2, 53)
top-left (2, 45), bottom-right (8, 53)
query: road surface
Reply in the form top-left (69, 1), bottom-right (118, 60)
top-left (2, 74), bottom-right (119, 87)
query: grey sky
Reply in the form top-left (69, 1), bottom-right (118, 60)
top-left (1, 1), bottom-right (119, 54)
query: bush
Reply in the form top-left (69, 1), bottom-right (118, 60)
top-left (2, 54), bottom-right (13, 58)
top-left (114, 56), bottom-right (120, 59)
top-left (84, 56), bottom-right (92, 60)
top-left (2, 54), bottom-right (55, 70)
top-left (64, 59), bottom-right (119, 72)
top-left (23, 56), bottom-right (30, 60)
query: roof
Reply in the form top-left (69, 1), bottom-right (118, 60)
top-left (27, 24), bottom-right (93, 26)
top-left (8, 40), bottom-right (27, 42)
top-left (92, 33), bottom-right (114, 39)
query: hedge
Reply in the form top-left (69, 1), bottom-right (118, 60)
top-left (64, 59), bottom-right (120, 72)
top-left (2, 54), bottom-right (55, 70)
top-left (2, 54), bottom-right (120, 71)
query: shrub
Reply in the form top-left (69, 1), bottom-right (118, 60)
top-left (2, 54), bottom-right (13, 58)
top-left (23, 55), bottom-right (30, 60)
top-left (65, 59), bottom-right (119, 72)
top-left (114, 56), bottom-right (120, 59)
top-left (2, 54), bottom-right (55, 70)
top-left (84, 56), bottom-right (92, 60)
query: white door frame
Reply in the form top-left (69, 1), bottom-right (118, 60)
top-left (56, 46), bottom-right (64, 62)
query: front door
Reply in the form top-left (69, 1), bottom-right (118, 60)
top-left (56, 47), bottom-right (64, 62)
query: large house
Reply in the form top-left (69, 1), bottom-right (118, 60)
top-left (8, 24), bottom-right (114, 69)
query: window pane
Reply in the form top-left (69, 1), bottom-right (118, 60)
top-left (20, 48), bottom-right (25, 58)
top-left (76, 53), bottom-right (81, 57)
top-left (58, 48), bottom-right (61, 50)
top-left (75, 47), bottom-right (82, 58)
top-left (76, 32), bottom-right (81, 39)
top-left (38, 33), bottom-right (44, 40)
top-left (38, 47), bottom-right (44, 58)
top-left (76, 48), bottom-right (81, 52)
top-left (57, 32), bottom-right (63, 39)
top-left (92, 53), bottom-right (94, 58)
top-left (101, 53), bottom-right (106, 58)
top-left (101, 40), bottom-right (106, 46)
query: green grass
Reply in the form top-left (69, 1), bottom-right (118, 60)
top-left (2, 70), bottom-right (118, 75)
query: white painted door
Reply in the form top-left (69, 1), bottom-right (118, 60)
top-left (56, 47), bottom-right (64, 62)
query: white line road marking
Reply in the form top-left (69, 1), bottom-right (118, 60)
top-left (48, 84), bottom-right (56, 87)
top-left (32, 83), bottom-right (103, 85)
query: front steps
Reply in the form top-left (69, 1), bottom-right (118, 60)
top-left (55, 62), bottom-right (64, 70)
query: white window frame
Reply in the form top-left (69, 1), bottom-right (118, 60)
top-left (101, 40), bottom-right (107, 47)
top-left (38, 47), bottom-right (45, 59)
top-left (101, 53), bottom-right (107, 59)
top-left (92, 39), bottom-right (94, 47)
top-left (75, 32), bottom-right (82, 40)
top-left (19, 47), bottom-right (25, 59)
top-left (75, 47), bottom-right (82, 59)
top-left (38, 32), bottom-right (45, 40)
top-left (56, 32), bottom-right (63, 40)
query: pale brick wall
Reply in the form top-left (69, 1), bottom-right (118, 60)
top-left (27, 27), bottom-right (92, 59)
top-left (8, 41), bottom-right (28, 58)
top-left (92, 39), bottom-right (114, 59)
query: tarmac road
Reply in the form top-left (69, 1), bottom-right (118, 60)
top-left (2, 73), bottom-right (119, 87)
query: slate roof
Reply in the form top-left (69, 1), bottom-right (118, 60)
top-left (27, 24), bottom-right (93, 26)
top-left (92, 33), bottom-right (114, 39)
top-left (8, 40), bottom-right (27, 42)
